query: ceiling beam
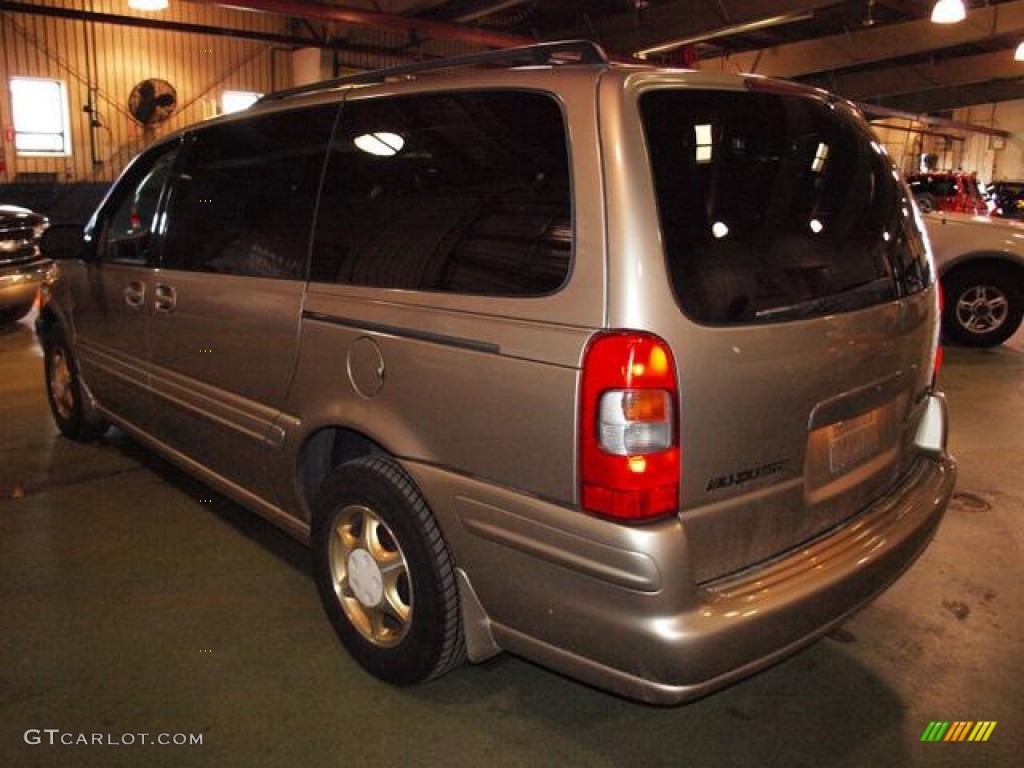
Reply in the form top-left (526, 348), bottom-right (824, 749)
top-left (572, 1), bottom-right (845, 57)
top-left (0, 0), bottom-right (323, 48)
top-left (866, 80), bottom-right (1024, 115)
top-left (807, 49), bottom-right (1024, 102)
top-left (863, 103), bottom-right (1009, 138)
top-left (202, 0), bottom-right (533, 49)
top-left (699, 0), bottom-right (1024, 78)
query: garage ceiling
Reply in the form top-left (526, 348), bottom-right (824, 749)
top-left (214, 0), bottom-right (1024, 118)
top-left (7, 1), bottom-right (1019, 120)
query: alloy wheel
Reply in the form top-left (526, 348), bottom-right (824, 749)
top-left (955, 284), bottom-right (1009, 336)
top-left (328, 503), bottom-right (413, 647)
top-left (48, 346), bottom-right (75, 420)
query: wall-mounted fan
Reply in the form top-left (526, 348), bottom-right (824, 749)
top-left (128, 78), bottom-right (177, 126)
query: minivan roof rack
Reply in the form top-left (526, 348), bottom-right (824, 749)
top-left (261, 39), bottom-right (608, 103)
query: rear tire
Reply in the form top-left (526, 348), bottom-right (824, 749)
top-left (312, 456), bottom-right (465, 685)
top-left (42, 325), bottom-right (109, 440)
top-left (942, 265), bottom-right (1022, 347)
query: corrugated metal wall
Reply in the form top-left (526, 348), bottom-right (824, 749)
top-left (0, 0), bottom-right (294, 183)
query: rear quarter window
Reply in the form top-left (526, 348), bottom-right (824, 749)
top-left (310, 90), bottom-right (572, 297)
top-left (640, 88), bottom-right (931, 324)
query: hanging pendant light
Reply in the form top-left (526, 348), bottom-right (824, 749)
top-left (931, 0), bottom-right (966, 24)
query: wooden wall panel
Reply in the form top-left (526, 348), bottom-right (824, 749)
top-left (0, 0), bottom-right (293, 183)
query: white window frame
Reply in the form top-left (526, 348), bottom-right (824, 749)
top-left (9, 77), bottom-right (72, 156)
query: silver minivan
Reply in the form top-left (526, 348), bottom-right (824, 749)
top-left (38, 41), bottom-right (955, 704)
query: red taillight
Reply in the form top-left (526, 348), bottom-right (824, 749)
top-left (580, 332), bottom-right (679, 521)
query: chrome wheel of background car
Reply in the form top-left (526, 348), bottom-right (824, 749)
top-left (311, 456), bottom-right (465, 685)
top-left (328, 503), bottom-right (412, 648)
top-left (47, 344), bottom-right (75, 421)
top-left (955, 284), bottom-right (1008, 336)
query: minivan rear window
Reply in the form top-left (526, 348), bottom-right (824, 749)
top-left (640, 89), bottom-right (931, 324)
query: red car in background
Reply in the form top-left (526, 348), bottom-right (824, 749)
top-left (908, 171), bottom-right (989, 215)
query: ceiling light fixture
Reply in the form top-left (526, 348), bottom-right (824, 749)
top-left (930, 0), bottom-right (966, 24)
top-left (128, 0), bottom-right (169, 11)
top-left (1016, 41), bottom-right (1024, 61)
top-left (354, 132), bottom-right (405, 157)
top-left (635, 11), bottom-right (814, 58)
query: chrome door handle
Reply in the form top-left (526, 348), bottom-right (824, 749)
top-left (153, 283), bottom-right (177, 313)
top-left (124, 281), bottom-right (146, 308)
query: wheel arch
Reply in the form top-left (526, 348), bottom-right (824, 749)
top-left (939, 251), bottom-right (1024, 289)
top-left (35, 301), bottom-right (67, 342)
top-left (296, 424), bottom-right (388, 524)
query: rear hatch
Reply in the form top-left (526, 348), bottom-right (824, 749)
top-left (637, 83), bottom-right (938, 584)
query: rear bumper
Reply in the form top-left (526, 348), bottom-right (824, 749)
top-left (415, 449), bottom-right (955, 705)
top-left (633, 453), bottom-right (954, 703)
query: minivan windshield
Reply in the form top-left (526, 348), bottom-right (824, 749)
top-left (640, 88), bottom-right (931, 324)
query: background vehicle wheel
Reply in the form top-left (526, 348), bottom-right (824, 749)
top-left (915, 193), bottom-right (937, 213)
top-left (312, 456), bottom-right (465, 685)
top-left (0, 300), bottom-right (34, 326)
top-left (941, 265), bottom-right (1023, 347)
top-left (42, 325), bottom-right (109, 440)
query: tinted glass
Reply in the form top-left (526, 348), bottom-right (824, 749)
top-left (311, 91), bottom-right (571, 296)
top-left (640, 89), bottom-right (931, 324)
top-left (910, 176), bottom-right (956, 197)
top-left (99, 142), bottom-right (177, 264)
top-left (161, 105), bottom-right (336, 279)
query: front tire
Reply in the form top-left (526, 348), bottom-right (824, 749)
top-left (42, 324), bottom-right (109, 440)
top-left (312, 456), bottom-right (465, 685)
top-left (942, 265), bottom-right (1023, 347)
top-left (915, 193), bottom-right (937, 214)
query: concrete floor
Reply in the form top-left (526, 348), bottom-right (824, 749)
top-left (1, 309), bottom-right (1021, 768)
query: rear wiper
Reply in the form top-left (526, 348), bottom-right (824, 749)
top-left (754, 277), bottom-right (895, 321)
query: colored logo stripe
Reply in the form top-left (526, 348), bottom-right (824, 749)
top-left (944, 722), bottom-right (973, 741)
top-left (921, 721), bottom-right (996, 742)
top-left (968, 722), bottom-right (997, 742)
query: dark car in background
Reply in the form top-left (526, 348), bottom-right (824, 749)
top-left (908, 171), bottom-right (988, 215)
top-left (988, 180), bottom-right (1024, 220)
top-left (0, 204), bottom-right (54, 325)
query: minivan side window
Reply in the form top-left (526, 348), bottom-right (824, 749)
top-left (161, 105), bottom-right (337, 280)
top-left (311, 90), bottom-right (572, 296)
top-left (640, 90), bottom-right (931, 325)
top-left (98, 143), bottom-right (178, 265)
